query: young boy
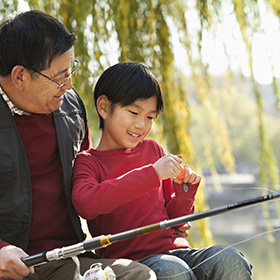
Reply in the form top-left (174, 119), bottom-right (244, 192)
top-left (72, 62), bottom-right (252, 279)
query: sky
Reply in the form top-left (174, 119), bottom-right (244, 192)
top-left (172, 0), bottom-right (280, 85)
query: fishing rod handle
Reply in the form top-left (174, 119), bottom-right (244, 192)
top-left (21, 242), bottom-right (86, 267)
top-left (22, 252), bottom-right (48, 267)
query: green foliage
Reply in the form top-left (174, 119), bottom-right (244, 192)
top-left (267, 0), bottom-right (280, 18)
top-left (0, 0), bottom-right (18, 19)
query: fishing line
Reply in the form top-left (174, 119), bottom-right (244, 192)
top-left (157, 227), bottom-right (280, 279)
top-left (158, 184), bottom-right (280, 278)
top-left (213, 187), bottom-right (279, 193)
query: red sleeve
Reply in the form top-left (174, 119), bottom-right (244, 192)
top-left (0, 239), bottom-right (9, 250)
top-left (72, 152), bottom-right (160, 220)
top-left (164, 180), bottom-right (199, 219)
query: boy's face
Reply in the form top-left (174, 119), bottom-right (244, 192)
top-left (98, 96), bottom-right (158, 150)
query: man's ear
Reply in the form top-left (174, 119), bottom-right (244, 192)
top-left (10, 65), bottom-right (26, 90)
top-left (96, 95), bottom-right (110, 120)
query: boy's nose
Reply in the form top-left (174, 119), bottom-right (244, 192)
top-left (135, 118), bottom-right (145, 130)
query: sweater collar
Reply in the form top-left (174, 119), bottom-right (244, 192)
top-left (0, 86), bottom-right (30, 116)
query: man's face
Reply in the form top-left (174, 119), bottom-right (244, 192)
top-left (21, 47), bottom-right (76, 114)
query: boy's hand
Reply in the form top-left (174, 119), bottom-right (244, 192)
top-left (153, 154), bottom-right (183, 181)
top-left (153, 154), bottom-right (201, 185)
top-left (174, 165), bottom-right (201, 185)
top-left (174, 222), bottom-right (191, 238)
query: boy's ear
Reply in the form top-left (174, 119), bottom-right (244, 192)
top-left (11, 65), bottom-right (26, 90)
top-left (96, 95), bottom-right (110, 119)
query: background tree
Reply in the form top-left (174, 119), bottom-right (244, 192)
top-left (1, 0), bottom-right (279, 249)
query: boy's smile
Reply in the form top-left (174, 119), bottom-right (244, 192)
top-left (97, 96), bottom-right (158, 150)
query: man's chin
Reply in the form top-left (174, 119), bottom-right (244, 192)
top-left (50, 99), bottom-right (64, 113)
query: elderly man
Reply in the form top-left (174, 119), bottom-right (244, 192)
top-left (0, 10), bottom-right (155, 280)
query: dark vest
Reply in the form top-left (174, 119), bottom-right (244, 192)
top-left (0, 88), bottom-right (88, 250)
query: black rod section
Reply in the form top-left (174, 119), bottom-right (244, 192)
top-left (22, 191), bottom-right (280, 266)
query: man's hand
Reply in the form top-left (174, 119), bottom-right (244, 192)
top-left (0, 245), bottom-right (34, 280)
top-left (174, 222), bottom-right (191, 238)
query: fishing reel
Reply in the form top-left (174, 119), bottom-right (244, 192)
top-left (72, 256), bottom-right (116, 280)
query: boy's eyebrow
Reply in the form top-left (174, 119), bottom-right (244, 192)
top-left (130, 103), bottom-right (158, 114)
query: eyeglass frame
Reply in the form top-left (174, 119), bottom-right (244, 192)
top-left (33, 59), bottom-right (80, 89)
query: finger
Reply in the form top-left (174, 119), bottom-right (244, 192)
top-left (172, 167), bottom-right (181, 179)
top-left (182, 222), bottom-right (191, 230)
top-left (30, 266), bottom-right (35, 274)
top-left (172, 162), bottom-right (184, 177)
top-left (15, 264), bottom-right (32, 278)
top-left (7, 267), bottom-right (27, 280)
top-left (183, 167), bottom-right (201, 184)
top-left (193, 175), bottom-right (201, 184)
top-left (178, 223), bottom-right (191, 232)
top-left (183, 167), bottom-right (192, 182)
top-left (172, 154), bottom-right (183, 165)
top-left (175, 227), bottom-right (189, 238)
top-left (188, 172), bottom-right (198, 184)
top-left (186, 171), bottom-right (201, 184)
top-left (178, 231), bottom-right (189, 238)
top-left (14, 256), bottom-right (33, 278)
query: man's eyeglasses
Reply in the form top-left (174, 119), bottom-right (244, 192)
top-left (33, 59), bottom-right (80, 89)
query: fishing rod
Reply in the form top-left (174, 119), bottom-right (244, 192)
top-left (22, 191), bottom-right (280, 267)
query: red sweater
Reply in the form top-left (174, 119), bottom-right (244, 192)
top-left (72, 139), bottom-right (199, 260)
top-left (10, 114), bottom-right (84, 255)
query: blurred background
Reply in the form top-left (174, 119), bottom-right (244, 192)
top-left (1, 0), bottom-right (280, 279)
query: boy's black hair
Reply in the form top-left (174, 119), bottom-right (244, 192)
top-left (94, 62), bottom-right (164, 129)
top-left (0, 10), bottom-right (77, 76)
